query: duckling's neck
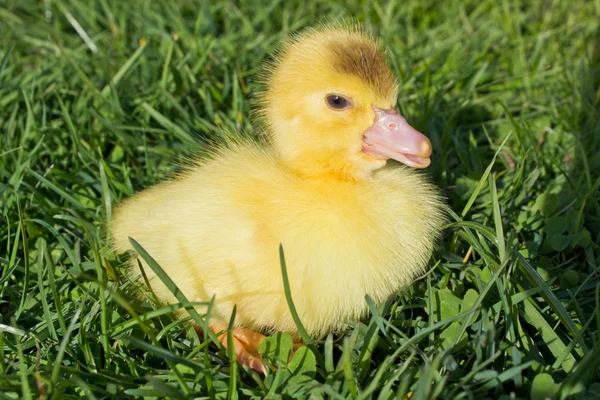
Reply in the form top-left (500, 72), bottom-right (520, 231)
top-left (278, 151), bottom-right (385, 182)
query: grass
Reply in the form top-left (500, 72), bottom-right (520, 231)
top-left (1, 0), bottom-right (599, 398)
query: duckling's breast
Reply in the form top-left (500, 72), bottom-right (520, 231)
top-left (267, 171), bottom-right (443, 337)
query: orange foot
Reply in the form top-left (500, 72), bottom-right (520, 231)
top-left (212, 325), bottom-right (267, 374)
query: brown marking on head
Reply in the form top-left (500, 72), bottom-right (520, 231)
top-left (257, 26), bottom-right (398, 111)
top-left (326, 33), bottom-right (397, 100)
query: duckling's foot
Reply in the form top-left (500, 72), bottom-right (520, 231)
top-left (213, 326), bottom-right (267, 375)
top-left (293, 341), bottom-right (305, 351)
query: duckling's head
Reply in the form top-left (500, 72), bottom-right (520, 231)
top-left (260, 26), bottom-right (432, 180)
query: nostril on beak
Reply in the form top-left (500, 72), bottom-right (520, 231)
top-left (388, 123), bottom-right (397, 129)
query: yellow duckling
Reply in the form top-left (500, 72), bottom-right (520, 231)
top-left (112, 25), bottom-right (445, 374)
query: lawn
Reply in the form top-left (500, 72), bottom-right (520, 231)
top-left (1, 0), bottom-right (599, 398)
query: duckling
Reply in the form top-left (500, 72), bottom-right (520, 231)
top-left (112, 25), bottom-right (445, 374)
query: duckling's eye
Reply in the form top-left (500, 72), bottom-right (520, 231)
top-left (326, 94), bottom-right (353, 110)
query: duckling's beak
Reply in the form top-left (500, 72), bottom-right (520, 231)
top-left (362, 108), bottom-right (432, 168)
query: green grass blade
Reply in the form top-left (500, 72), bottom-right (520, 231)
top-left (516, 252), bottom-right (586, 353)
top-left (51, 303), bottom-right (83, 384)
top-left (101, 41), bottom-right (148, 96)
top-left (461, 131), bottom-right (512, 218)
top-left (140, 103), bottom-right (198, 148)
top-left (278, 244), bottom-right (325, 370)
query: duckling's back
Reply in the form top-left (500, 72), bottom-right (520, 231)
top-left (112, 143), bottom-right (443, 338)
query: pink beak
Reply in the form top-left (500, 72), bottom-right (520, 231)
top-left (362, 108), bottom-right (432, 168)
